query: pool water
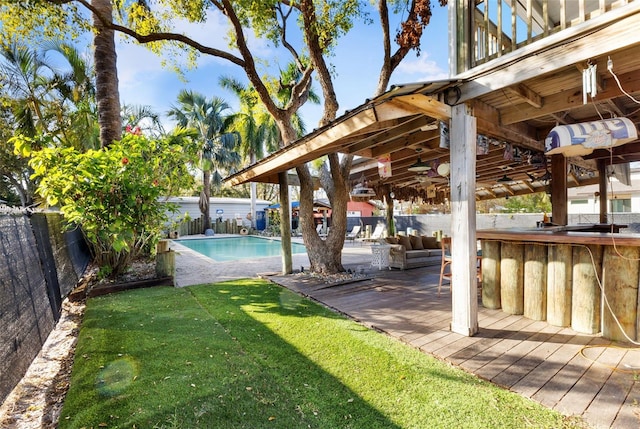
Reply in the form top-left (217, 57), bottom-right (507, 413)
top-left (174, 236), bottom-right (307, 262)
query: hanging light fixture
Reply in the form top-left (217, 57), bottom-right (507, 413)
top-left (497, 174), bottom-right (514, 183)
top-left (407, 156), bottom-right (431, 172)
top-left (436, 162), bottom-right (450, 177)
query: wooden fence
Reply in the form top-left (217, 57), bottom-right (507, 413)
top-left (174, 217), bottom-right (248, 237)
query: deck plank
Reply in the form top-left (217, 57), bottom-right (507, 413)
top-left (556, 342), bottom-right (622, 418)
top-left (269, 263), bottom-right (640, 428)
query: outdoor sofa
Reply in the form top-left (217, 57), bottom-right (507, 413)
top-left (386, 235), bottom-right (442, 270)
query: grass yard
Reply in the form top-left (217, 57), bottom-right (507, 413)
top-left (59, 279), bottom-right (585, 428)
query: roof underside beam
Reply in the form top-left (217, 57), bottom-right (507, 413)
top-left (226, 94), bottom-right (451, 186)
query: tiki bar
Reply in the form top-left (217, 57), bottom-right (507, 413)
top-left (227, 1), bottom-right (640, 343)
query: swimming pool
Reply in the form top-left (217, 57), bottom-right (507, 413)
top-left (173, 236), bottom-right (307, 262)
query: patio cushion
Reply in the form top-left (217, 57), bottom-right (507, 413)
top-left (410, 235), bottom-right (424, 250)
top-left (385, 236), bottom-right (399, 245)
top-left (398, 235), bottom-right (412, 250)
top-left (421, 236), bottom-right (439, 249)
top-left (405, 250), bottom-right (430, 259)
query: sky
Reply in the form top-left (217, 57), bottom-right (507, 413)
top-left (111, 3), bottom-right (451, 131)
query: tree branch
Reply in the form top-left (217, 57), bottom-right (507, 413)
top-left (219, 0), bottom-right (285, 122)
top-left (299, 0), bottom-right (338, 127)
top-left (73, 0), bottom-right (246, 67)
top-left (276, 3), bottom-right (303, 71)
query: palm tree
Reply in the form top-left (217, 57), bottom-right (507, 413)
top-left (121, 104), bottom-right (165, 137)
top-left (219, 76), bottom-right (280, 228)
top-left (167, 90), bottom-right (240, 231)
top-left (92, 0), bottom-right (122, 147)
top-left (0, 43), bottom-right (52, 138)
top-left (1, 41), bottom-right (98, 205)
top-left (43, 41), bottom-right (99, 150)
top-left (220, 69), bottom-right (319, 229)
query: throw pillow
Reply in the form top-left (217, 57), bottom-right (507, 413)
top-left (385, 236), bottom-right (399, 245)
top-left (398, 235), bottom-right (412, 250)
top-left (410, 235), bottom-right (424, 250)
top-left (421, 236), bottom-right (439, 249)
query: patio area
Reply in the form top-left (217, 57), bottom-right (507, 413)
top-left (173, 238), bottom-right (640, 429)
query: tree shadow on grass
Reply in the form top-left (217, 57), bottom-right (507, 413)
top-left (61, 282), bottom-right (569, 429)
top-left (61, 284), bottom-right (402, 428)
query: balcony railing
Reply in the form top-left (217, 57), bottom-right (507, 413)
top-left (471, 0), bottom-right (636, 68)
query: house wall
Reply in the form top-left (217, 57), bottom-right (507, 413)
top-left (346, 201), bottom-right (376, 217)
top-left (568, 168), bottom-right (640, 215)
top-left (165, 197), bottom-right (271, 223)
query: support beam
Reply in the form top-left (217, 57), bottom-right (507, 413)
top-left (505, 83), bottom-right (543, 108)
top-left (550, 155), bottom-right (568, 226)
top-left (598, 160), bottom-right (608, 224)
top-left (278, 172), bottom-right (292, 274)
top-left (450, 103), bottom-right (478, 337)
top-left (501, 69), bottom-right (640, 125)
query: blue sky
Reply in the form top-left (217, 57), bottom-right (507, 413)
top-left (113, 4), bottom-right (451, 130)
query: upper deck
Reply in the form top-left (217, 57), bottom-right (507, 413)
top-left (456, 0), bottom-right (638, 73)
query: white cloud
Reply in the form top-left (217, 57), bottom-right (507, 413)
top-left (395, 53), bottom-right (449, 82)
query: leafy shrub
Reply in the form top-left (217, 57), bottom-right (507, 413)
top-left (15, 129), bottom-right (196, 277)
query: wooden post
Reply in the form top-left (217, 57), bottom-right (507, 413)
top-left (598, 160), bottom-right (608, 224)
top-left (157, 239), bottom-right (170, 253)
top-left (481, 240), bottom-right (501, 309)
top-left (279, 171), bottom-right (293, 275)
top-left (572, 244), bottom-right (603, 334)
top-left (547, 244), bottom-right (572, 327)
top-left (550, 154), bottom-right (568, 226)
top-left (156, 250), bottom-right (175, 282)
top-left (500, 242), bottom-right (524, 315)
top-left (524, 244), bottom-right (547, 321)
top-left (449, 103), bottom-right (478, 336)
top-left (602, 245), bottom-right (639, 342)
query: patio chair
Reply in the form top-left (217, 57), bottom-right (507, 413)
top-left (361, 224), bottom-right (387, 243)
top-left (316, 223), bottom-right (328, 238)
top-left (438, 237), bottom-right (482, 296)
top-left (438, 237), bottom-right (452, 296)
top-left (345, 225), bottom-right (361, 244)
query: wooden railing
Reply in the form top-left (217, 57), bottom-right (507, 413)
top-left (470, 0), bottom-right (636, 67)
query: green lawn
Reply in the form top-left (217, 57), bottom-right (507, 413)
top-left (60, 280), bottom-right (586, 428)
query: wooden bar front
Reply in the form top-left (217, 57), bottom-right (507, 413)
top-left (477, 229), bottom-right (640, 342)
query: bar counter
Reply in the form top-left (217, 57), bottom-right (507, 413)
top-left (477, 227), bottom-right (640, 343)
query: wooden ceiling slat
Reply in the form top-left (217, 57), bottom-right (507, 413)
top-left (501, 69), bottom-right (640, 125)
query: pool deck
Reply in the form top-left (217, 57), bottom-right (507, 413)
top-left (171, 234), bottom-right (640, 429)
top-left (170, 234), bottom-right (373, 287)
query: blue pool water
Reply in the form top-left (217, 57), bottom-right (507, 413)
top-left (174, 236), bottom-right (307, 262)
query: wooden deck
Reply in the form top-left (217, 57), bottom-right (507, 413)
top-left (269, 265), bottom-right (640, 429)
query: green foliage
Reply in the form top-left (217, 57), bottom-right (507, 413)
top-left (0, 1), bottom-right (88, 47)
top-left (17, 129), bottom-right (197, 277)
top-left (60, 281), bottom-right (580, 429)
top-left (503, 192), bottom-right (552, 213)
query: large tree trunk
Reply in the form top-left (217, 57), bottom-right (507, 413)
top-left (92, 0), bottom-right (122, 147)
top-left (297, 153), bottom-right (352, 274)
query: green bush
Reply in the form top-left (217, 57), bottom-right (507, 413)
top-left (15, 129), bottom-right (196, 277)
